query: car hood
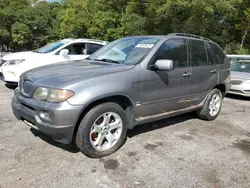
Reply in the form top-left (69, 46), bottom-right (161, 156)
top-left (2, 51), bottom-right (38, 61)
top-left (231, 71), bottom-right (250, 80)
top-left (22, 60), bottom-right (135, 87)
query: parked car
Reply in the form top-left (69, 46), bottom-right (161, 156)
top-left (229, 60), bottom-right (250, 96)
top-left (12, 33), bottom-right (231, 158)
top-left (0, 39), bottom-right (108, 84)
top-left (227, 54), bottom-right (250, 64)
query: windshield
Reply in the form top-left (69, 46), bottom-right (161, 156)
top-left (35, 41), bottom-right (67, 53)
top-left (231, 61), bottom-right (250, 73)
top-left (89, 37), bottom-right (161, 65)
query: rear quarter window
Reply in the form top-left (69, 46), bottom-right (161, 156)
top-left (209, 43), bottom-right (226, 64)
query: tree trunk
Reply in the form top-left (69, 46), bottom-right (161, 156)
top-left (241, 22), bottom-right (250, 48)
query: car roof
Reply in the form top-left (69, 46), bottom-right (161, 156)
top-left (60, 38), bottom-right (108, 45)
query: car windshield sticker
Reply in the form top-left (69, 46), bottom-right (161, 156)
top-left (135, 44), bottom-right (154, 48)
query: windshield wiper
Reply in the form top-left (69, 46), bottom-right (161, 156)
top-left (94, 58), bottom-right (120, 64)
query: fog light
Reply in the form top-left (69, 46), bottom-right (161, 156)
top-left (39, 111), bottom-right (50, 119)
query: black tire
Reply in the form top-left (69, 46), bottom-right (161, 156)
top-left (75, 102), bottom-right (128, 158)
top-left (196, 88), bottom-right (223, 121)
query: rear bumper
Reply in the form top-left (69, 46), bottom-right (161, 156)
top-left (12, 88), bottom-right (83, 144)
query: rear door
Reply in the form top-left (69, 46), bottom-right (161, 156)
top-left (208, 42), bottom-right (229, 85)
top-left (188, 39), bottom-right (218, 105)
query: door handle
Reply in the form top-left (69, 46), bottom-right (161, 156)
top-left (182, 72), bottom-right (191, 77)
top-left (211, 69), bottom-right (217, 73)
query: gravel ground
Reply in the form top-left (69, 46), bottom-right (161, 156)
top-left (0, 81), bottom-right (250, 188)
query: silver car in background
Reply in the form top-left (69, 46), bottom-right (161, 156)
top-left (227, 54), bottom-right (250, 64)
top-left (229, 60), bottom-right (250, 97)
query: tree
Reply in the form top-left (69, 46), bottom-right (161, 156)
top-left (0, 0), bottom-right (250, 54)
top-left (11, 22), bottom-right (32, 49)
top-left (237, 8), bottom-right (250, 48)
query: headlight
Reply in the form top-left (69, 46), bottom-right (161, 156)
top-left (33, 87), bottom-right (74, 102)
top-left (5, 59), bottom-right (25, 66)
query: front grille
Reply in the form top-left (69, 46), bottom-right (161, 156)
top-left (22, 81), bottom-right (34, 96)
top-left (231, 79), bottom-right (243, 85)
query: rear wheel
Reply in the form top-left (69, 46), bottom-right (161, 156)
top-left (197, 88), bottom-right (223, 121)
top-left (76, 102), bottom-right (128, 158)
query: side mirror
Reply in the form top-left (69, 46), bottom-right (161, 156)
top-left (153, 59), bottom-right (174, 71)
top-left (59, 49), bottom-right (69, 56)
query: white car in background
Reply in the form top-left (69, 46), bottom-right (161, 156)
top-left (0, 38), bottom-right (108, 84)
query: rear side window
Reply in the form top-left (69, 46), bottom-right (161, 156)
top-left (209, 43), bottom-right (226, 64)
top-left (189, 40), bottom-right (208, 66)
top-left (86, 43), bottom-right (103, 55)
top-left (152, 39), bottom-right (188, 68)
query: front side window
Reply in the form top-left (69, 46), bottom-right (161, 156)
top-left (65, 43), bottom-right (86, 55)
top-left (36, 41), bottom-right (67, 53)
top-left (210, 43), bottom-right (226, 64)
top-left (152, 39), bottom-right (188, 68)
top-left (189, 40), bottom-right (208, 66)
top-left (231, 61), bottom-right (250, 73)
top-left (88, 37), bottom-right (161, 65)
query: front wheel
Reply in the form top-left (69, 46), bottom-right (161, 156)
top-left (197, 88), bottom-right (223, 121)
top-left (76, 102), bottom-right (128, 158)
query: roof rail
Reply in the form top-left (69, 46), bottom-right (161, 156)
top-left (168, 33), bottom-right (211, 41)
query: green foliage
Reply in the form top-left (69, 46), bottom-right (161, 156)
top-left (12, 22), bottom-right (31, 46)
top-left (0, 0), bottom-right (249, 54)
top-left (225, 42), bottom-right (241, 54)
top-left (236, 47), bottom-right (250, 55)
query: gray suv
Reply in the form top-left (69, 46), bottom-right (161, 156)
top-left (12, 33), bottom-right (231, 158)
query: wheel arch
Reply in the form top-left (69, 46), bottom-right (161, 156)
top-left (72, 94), bottom-right (135, 142)
top-left (214, 83), bottom-right (226, 97)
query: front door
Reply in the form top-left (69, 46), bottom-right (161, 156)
top-left (66, 43), bottom-right (89, 60)
top-left (138, 38), bottom-right (192, 117)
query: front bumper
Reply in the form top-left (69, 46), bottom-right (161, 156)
top-left (2, 70), bottom-right (19, 83)
top-left (12, 88), bottom-right (83, 144)
top-left (228, 82), bottom-right (250, 97)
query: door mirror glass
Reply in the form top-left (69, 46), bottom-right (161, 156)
top-left (59, 49), bottom-right (69, 56)
top-left (154, 59), bottom-right (174, 71)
